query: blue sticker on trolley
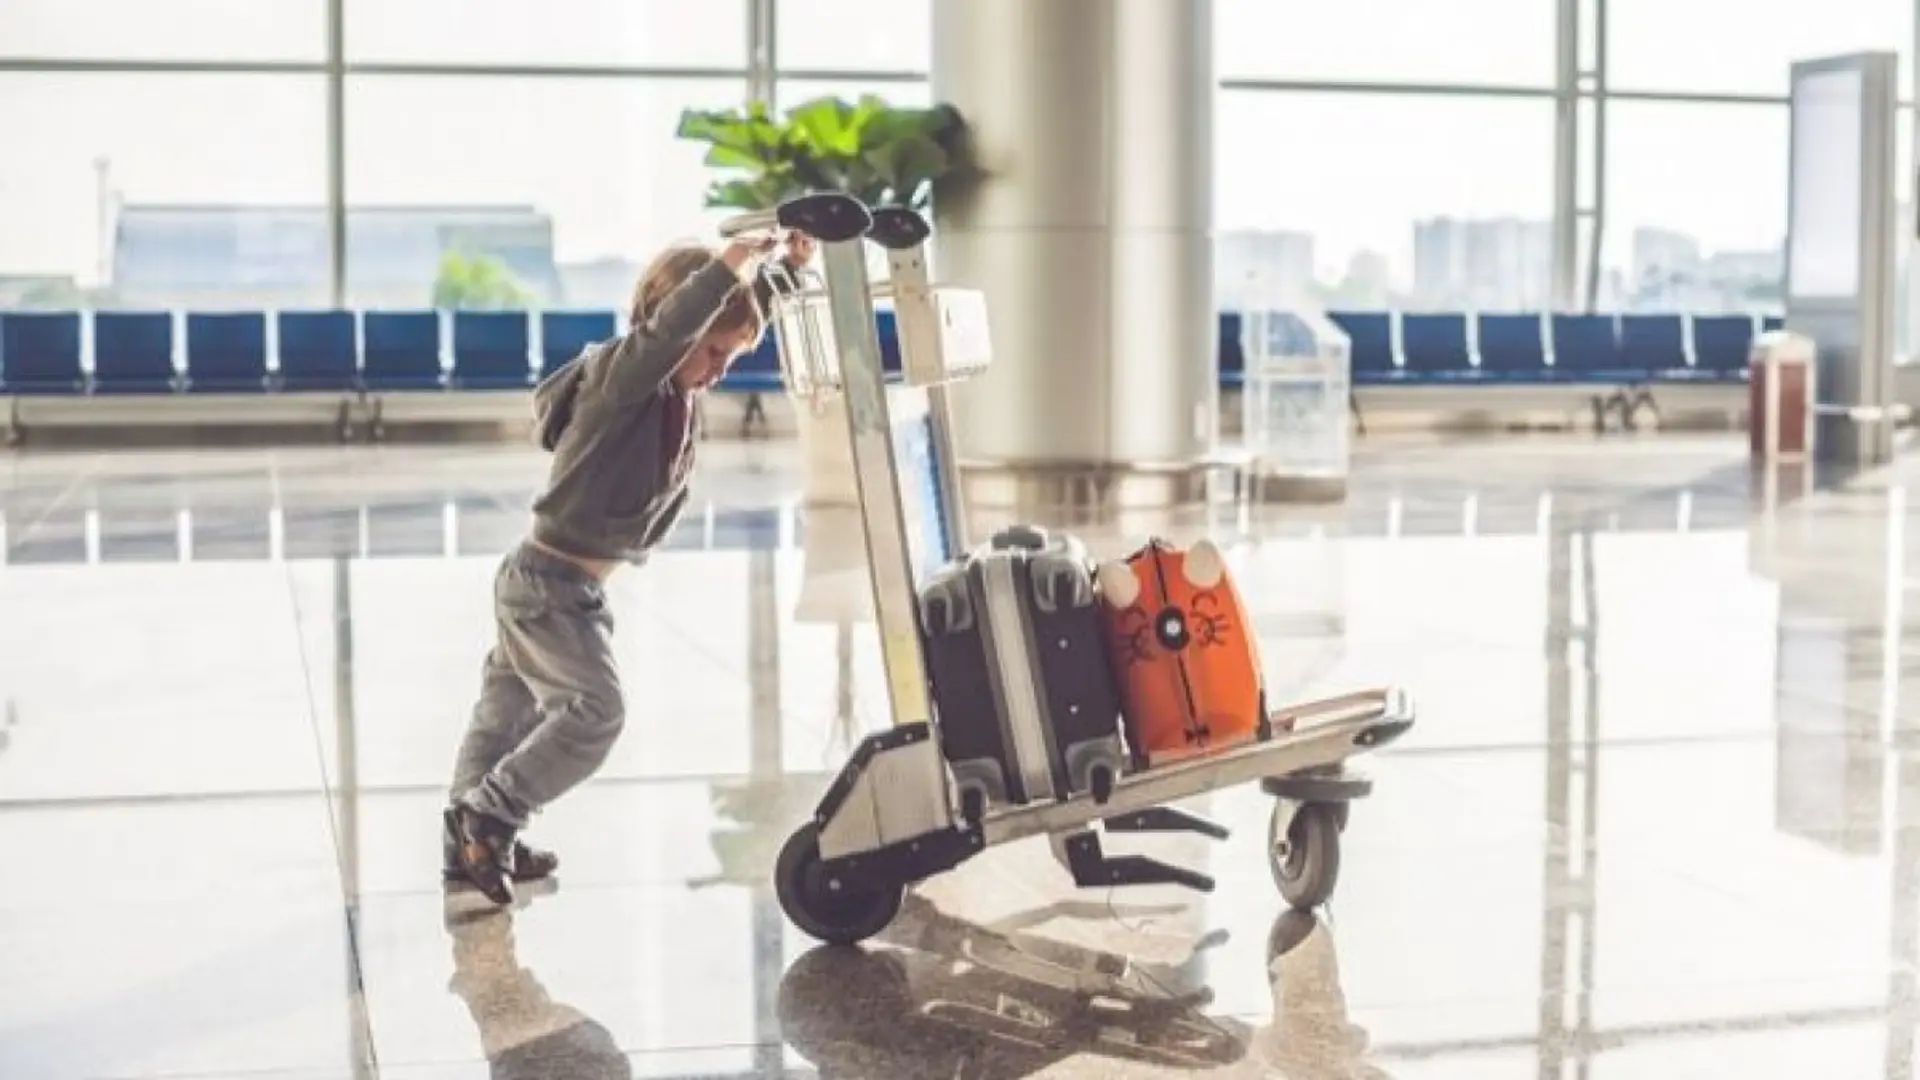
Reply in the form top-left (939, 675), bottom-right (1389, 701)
top-left (891, 409), bottom-right (953, 579)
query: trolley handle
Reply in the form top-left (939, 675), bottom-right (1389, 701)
top-left (868, 206), bottom-right (932, 251)
top-left (719, 193), bottom-right (876, 245)
top-left (716, 209), bottom-right (781, 240)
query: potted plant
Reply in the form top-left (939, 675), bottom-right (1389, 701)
top-left (676, 93), bottom-right (969, 221)
top-left (676, 95), bottom-right (974, 512)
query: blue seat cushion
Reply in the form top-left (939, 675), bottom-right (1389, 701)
top-left (452, 312), bottom-right (532, 389)
top-left (1, 312), bottom-right (84, 392)
top-left (362, 311), bottom-right (443, 390)
top-left (93, 312), bottom-right (176, 392)
top-left (278, 311), bottom-right (359, 391)
top-left (1476, 314), bottom-right (1548, 382)
top-left (1401, 314), bottom-right (1472, 377)
top-left (186, 313), bottom-right (268, 392)
top-left (1693, 315), bottom-right (1754, 378)
top-left (1548, 314), bottom-right (1631, 382)
top-left (540, 311), bottom-right (617, 379)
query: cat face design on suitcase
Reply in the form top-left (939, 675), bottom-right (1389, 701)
top-left (1095, 539), bottom-right (1233, 666)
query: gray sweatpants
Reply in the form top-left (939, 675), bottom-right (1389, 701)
top-left (451, 542), bottom-right (624, 828)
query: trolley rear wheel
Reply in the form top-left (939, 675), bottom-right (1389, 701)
top-left (775, 823), bottom-right (902, 947)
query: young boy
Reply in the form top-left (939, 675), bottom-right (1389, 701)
top-left (444, 229), bottom-right (815, 905)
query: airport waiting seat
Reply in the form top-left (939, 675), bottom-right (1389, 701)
top-left (713, 326), bottom-right (780, 439)
top-left (1548, 314), bottom-right (1623, 382)
top-left (1400, 313), bottom-right (1473, 380)
top-left (1691, 315), bottom-right (1754, 382)
top-left (1218, 313), bottom-right (1246, 387)
top-left (540, 310), bottom-right (616, 380)
top-left (278, 311), bottom-right (359, 392)
top-left (1475, 314), bottom-right (1549, 382)
top-left (451, 311), bottom-right (533, 389)
top-left (727, 332), bottom-right (785, 393)
top-left (185, 313), bottom-right (268, 392)
top-left (726, 310), bottom-right (907, 393)
top-left (0, 312), bottom-right (85, 394)
top-left (93, 312), bottom-right (178, 393)
top-left (1327, 311), bottom-right (1398, 384)
top-left (362, 311), bottom-right (444, 391)
top-left (1618, 314), bottom-right (1690, 380)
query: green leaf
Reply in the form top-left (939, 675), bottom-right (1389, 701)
top-left (702, 144), bottom-right (766, 171)
top-left (675, 107), bottom-right (747, 144)
top-left (679, 107), bottom-right (789, 165)
top-left (783, 96), bottom-right (864, 157)
top-left (679, 93), bottom-right (978, 216)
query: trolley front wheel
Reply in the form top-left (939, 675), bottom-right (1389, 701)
top-left (1269, 801), bottom-right (1342, 910)
top-left (776, 823), bottom-right (902, 947)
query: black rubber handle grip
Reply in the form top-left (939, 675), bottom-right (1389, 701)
top-left (777, 192), bottom-right (874, 244)
top-left (867, 206), bottom-right (932, 251)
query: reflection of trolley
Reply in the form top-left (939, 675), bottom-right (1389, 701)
top-left (723, 194), bottom-right (1415, 947)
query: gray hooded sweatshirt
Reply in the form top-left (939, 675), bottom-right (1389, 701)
top-left (527, 257), bottom-right (749, 563)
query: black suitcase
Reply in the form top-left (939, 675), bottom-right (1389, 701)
top-left (919, 525), bottom-right (1127, 820)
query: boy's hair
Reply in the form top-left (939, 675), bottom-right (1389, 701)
top-left (629, 243), bottom-right (767, 349)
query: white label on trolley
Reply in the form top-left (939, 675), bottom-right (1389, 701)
top-left (982, 555), bottom-right (1057, 801)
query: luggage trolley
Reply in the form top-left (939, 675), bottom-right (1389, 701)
top-left (722, 194), bottom-right (1416, 947)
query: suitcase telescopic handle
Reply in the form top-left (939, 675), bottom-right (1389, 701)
top-left (989, 524), bottom-right (1049, 552)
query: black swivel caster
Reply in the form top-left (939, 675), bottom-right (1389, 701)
top-left (1268, 801), bottom-right (1342, 911)
top-left (1263, 769), bottom-right (1371, 910)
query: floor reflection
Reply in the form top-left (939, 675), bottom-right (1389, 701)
top-left (777, 892), bottom-right (1248, 1078)
top-left (444, 899), bottom-right (632, 1080)
top-left (15, 440), bottom-right (1920, 1078)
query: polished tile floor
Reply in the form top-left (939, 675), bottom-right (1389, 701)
top-left (4, 435), bottom-right (1919, 1079)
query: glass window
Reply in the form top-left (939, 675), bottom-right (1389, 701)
top-left (1900, 107), bottom-right (1917, 361)
top-left (0, 73), bottom-right (328, 311)
top-left (1217, 0), bottom-right (1555, 88)
top-left (346, 0), bottom-right (749, 70)
top-left (1607, 0), bottom-right (1911, 97)
top-left (1601, 101), bottom-right (1788, 313)
top-left (1216, 90), bottom-right (1555, 311)
top-left (775, 0), bottom-right (930, 74)
top-left (0, 0), bottom-right (323, 62)
top-left (343, 76), bottom-right (745, 310)
top-left (773, 78), bottom-right (931, 111)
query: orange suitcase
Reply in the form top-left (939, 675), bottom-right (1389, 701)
top-left (1094, 537), bottom-right (1269, 765)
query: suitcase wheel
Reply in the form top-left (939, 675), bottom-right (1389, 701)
top-left (958, 786), bottom-right (988, 826)
top-left (1089, 764), bottom-right (1116, 805)
top-left (776, 823), bottom-right (903, 947)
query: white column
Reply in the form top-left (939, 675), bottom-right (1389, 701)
top-left (932, 0), bottom-right (1215, 505)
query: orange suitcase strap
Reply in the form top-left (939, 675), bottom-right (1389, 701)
top-left (1142, 544), bottom-right (1209, 749)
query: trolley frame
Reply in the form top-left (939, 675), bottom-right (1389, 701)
top-left (723, 195), bottom-right (1415, 945)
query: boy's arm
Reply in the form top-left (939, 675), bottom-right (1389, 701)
top-left (606, 244), bottom-right (764, 396)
